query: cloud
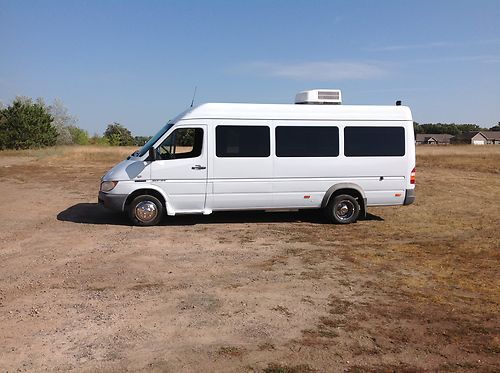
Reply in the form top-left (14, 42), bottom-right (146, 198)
top-left (366, 38), bottom-right (500, 52)
top-left (240, 61), bottom-right (388, 81)
top-left (367, 41), bottom-right (457, 52)
top-left (411, 55), bottom-right (500, 64)
top-left (358, 87), bottom-right (429, 94)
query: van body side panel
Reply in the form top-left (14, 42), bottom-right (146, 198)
top-left (208, 121), bottom-right (274, 210)
top-left (272, 121), bottom-right (408, 208)
top-left (341, 122), bottom-right (409, 206)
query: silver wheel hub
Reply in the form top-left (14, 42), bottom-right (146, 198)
top-left (335, 200), bottom-right (355, 221)
top-left (135, 201), bottom-right (158, 222)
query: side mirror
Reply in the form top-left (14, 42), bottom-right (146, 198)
top-left (148, 147), bottom-right (157, 161)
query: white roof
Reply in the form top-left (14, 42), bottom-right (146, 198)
top-left (180, 103), bottom-right (412, 122)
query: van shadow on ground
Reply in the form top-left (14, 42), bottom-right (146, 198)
top-left (57, 203), bottom-right (383, 226)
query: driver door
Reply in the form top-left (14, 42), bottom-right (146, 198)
top-left (151, 125), bottom-right (207, 213)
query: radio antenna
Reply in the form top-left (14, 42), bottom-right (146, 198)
top-left (190, 86), bottom-right (198, 108)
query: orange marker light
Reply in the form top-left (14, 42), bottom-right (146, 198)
top-left (395, 193), bottom-right (402, 197)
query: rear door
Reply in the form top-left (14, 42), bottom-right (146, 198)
top-left (150, 124), bottom-right (207, 212)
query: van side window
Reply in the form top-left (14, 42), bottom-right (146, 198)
top-left (344, 127), bottom-right (405, 156)
top-left (276, 126), bottom-right (339, 157)
top-left (216, 126), bottom-right (270, 157)
top-left (157, 128), bottom-right (203, 160)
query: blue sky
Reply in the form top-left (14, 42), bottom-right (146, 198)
top-left (1, 0), bottom-right (499, 135)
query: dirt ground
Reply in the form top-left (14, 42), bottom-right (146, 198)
top-left (0, 146), bottom-right (499, 372)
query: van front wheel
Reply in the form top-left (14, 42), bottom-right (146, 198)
top-left (326, 194), bottom-right (360, 224)
top-left (128, 195), bottom-right (163, 226)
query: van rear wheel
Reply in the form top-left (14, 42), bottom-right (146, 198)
top-left (128, 195), bottom-right (163, 226)
top-left (326, 194), bottom-right (360, 224)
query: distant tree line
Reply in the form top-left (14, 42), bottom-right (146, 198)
top-left (4, 95), bottom-right (497, 150)
top-left (413, 122), bottom-right (498, 135)
top-left (0, 96), bottom-right (151, 150)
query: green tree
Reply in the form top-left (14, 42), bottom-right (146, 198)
top-left (134, 136), bottom-right (151, 146)
top-left (455, 124), bottom-right (482, 133)
top-left (413, 122), bottom-right (423, 134)
top-left (176, 129), bottom-right (195, 146)
top-left (0, 110), bottom-right (7, 148)
top-left (89, 133), bottom-right (109, 145)
top-left (67, 125), bottom-right (89, 145)
top-left (0, 97), bottom-right (57, 149)
top-left (104, 122), bottom-right (135, 146)
top-left (420, 123), bottom-right (459, 135)
top-left (417, 123), bottom-right (484, 136)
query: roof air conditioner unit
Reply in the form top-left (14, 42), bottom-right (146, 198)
top-left (295, 89), bottom-right (342, 105)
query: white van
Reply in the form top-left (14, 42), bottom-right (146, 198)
top-left (98, 90), bottom-right (416, 226)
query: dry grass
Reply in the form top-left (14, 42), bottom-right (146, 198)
top-left (0, 144), bottom-right (499, 371)
top-left (283, 143), bottom-right (500, 316)
top-left (417, 144), bottom-right (500, 173)
top-left (0, 145), bottom-right (137, 163)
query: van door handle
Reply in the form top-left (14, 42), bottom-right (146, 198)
top-left (191, 165), bottom-right (206, 170)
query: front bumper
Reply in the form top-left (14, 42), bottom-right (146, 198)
top-left (403, 189), bottom-right (416, 205)
top-left (98, 191), bottom-right (128, 212)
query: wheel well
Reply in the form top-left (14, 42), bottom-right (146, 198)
top-left (125, 189), bottom-right (166, 210)
top-left (329, 188), bottom-right (365, 215)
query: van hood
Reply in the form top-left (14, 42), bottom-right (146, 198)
top-left (102, 159), bottom-right (150, 181)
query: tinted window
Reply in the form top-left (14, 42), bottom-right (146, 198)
top-left (276, 126), bottom-right (339, 157)
top-left (216, 126), bottom-right (270, 157)
top-left (344, 127), bottom-right (405, 156)
top-left (157, 128), bottom-right (203, 160)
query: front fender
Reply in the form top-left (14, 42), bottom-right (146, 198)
top-left (127, 183), bottom-right (176, 216)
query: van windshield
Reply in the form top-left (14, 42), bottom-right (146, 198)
top-left (137, 122), bottom-right (175, 157)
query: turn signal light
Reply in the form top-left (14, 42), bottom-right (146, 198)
top-left (410, 167), bottom-right (416, 184)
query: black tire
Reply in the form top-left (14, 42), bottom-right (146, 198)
top-left (326, 194), bottom-right (360, 224)
top-left (128, 195), bottom-right (163, 226)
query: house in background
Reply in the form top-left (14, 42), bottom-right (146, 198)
top-left (451, 131), bottom-right (488, 145)
top-left (482, 131), bottom-right (500, 144)
top-left (451, 131), bottom-right (500, 145)
top-left (415, 133), bottom-right (454, 145)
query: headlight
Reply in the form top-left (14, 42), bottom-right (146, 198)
top-left (100, 181), bottom-right (118, 192)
